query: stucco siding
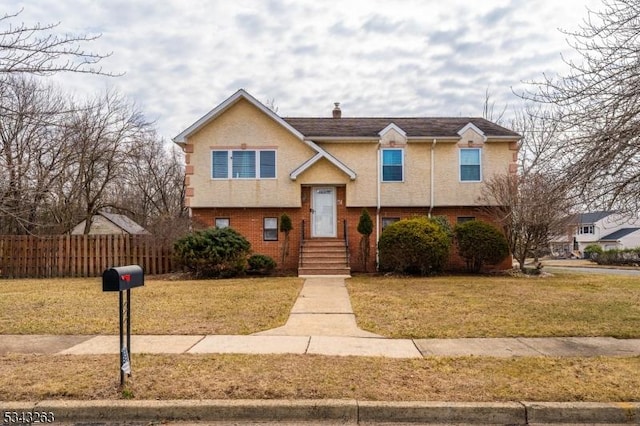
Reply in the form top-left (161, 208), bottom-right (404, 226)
top-left (434, 141), bottom-right (511, 206)
top-left (296, 157), bottom-right (351, 185)
top-left (318, 142), bottom-right (378, 206)
top-left (380, 143), bottom-right (430, 206)
top-left (186, 99), bottom-right (314, 207)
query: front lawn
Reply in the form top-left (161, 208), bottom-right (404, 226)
top-left (347, 273), bottom-right (640, 338)
top-left (0, 277), bottom-right (303, 335)
top-left (1, 353), bottom-right (639, 402)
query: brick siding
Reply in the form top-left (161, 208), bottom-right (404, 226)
top-left (192, 186), bottom-right (512, 272)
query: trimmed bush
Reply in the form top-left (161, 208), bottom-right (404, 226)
top-left (431, 215), bottom-right (454, 243)
top-left (357, 208), bottom-right (374, 272)
top-left (592, 248), bottom-right (640, 266)
top-left (584, 244), bottom-right (603, 260)
top-left (279, 213), bottom-right (293, 267)
top-left (378, 217), bottom-right (451, 275)
top-left (248, 254), bottom-right (277, 274)
top-left (173, 227), bottom-right (251, 278)
top-left (454, 220), bottom-right (509, 273)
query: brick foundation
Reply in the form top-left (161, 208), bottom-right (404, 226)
top-left (191, 186), bottom-right (512, 273)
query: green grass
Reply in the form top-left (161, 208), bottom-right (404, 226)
top-left (0, 277), bottom-right (303, 335)
top-left (347, 273), bottom-right (640, 338)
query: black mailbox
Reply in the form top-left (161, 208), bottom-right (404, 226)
top-left (102, 265), bottom-right (144, 292)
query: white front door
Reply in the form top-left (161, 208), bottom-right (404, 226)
top-left (312, 187), bottom-right (336, 237)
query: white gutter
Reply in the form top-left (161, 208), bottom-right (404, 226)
top-left (429, 139), bottom-right (436, 217)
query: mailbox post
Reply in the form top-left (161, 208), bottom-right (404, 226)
top-left (102, 265), bottom-right (144, 386)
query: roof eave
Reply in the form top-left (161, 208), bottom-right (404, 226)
top-left (173, 89), bottom-right (305, 144)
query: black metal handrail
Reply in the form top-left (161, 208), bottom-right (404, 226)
top-left (299, 220), bottom-right (305, 267)
top-left (343, 219), bottom-right (350, 267)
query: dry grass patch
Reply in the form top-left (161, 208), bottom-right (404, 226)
top-left (347, 273), bottom-right (640, 338)
top-left (0, 277), bottom-right (302, 335)
top-left (1, 354), bottom-right (639, 402)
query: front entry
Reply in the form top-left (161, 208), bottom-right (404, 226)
top-left (311, 187), bottom-right (336, 237)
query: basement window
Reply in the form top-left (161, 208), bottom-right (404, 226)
top-left (264, 217), bottom-right (278, 241)
top-left (382, 217), bottom-right (400, 230)
top-left (215, 218), bottom-right (230, 228)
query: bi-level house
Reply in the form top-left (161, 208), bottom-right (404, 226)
top-left (550, 211), bottom-right (640, 257)
top-left (173, 89), bottom-right (520, 274)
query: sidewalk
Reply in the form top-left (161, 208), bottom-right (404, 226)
top-left (2, 276), bottom-right (639, 358)
top-left (4, 276), bottom-right (640, 425)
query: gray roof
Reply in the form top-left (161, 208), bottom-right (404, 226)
top-left (576, 211), bottom-right (615, 224)
top-left (600, 228), bottom-right (640, 241)
top-left (100, 212), bottom-right (150, 235)
top-left (282, 117), bottom-right (520, 139)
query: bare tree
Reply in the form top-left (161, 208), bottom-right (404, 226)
top-left (481, 172), bottom-right (572, 270)
top-left (120, 134), bottom-right (188, 240)
top-left (512, 104), bottom-right (564, 175)
top-left (0, 9), bottom-right (115, 76)
top-left (480, 100), bottom-right (573, 269)
top-left (481, 87), bottom-right (508, 125)
top-left (0, 75), bottom-right (74, 234)
top-left (62, 91), bottom-right (149, 234)
top-left (523, 0), bottom-right (640, 215)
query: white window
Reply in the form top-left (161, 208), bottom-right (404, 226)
top-left (211, 150), bottom-right (276, 179)
top-left (215, 218), bottom-right (230, 228)
top-left (460, 148), bottom-right (481, 182)
top-left (578, 225), bottom-right (594, 234)
top-left (381, 149), bottom-right (403, 182)
top-left (263, 217), bottom-right (278, 241)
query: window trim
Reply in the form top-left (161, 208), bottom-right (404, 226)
top-left (215, 218), bottom-right (230, 228)
top-left (381, 148), bottom-right (404, 182)
top-left (459, 148), bottom-right (482, 182)
top-left (578, 224), bottom-right (595, 235)
top-left (211, 149), bottom-right (277, 180)
top-left (263, 217), bottom-right (278, 241)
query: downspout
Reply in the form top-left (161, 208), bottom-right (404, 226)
top-left (428, 138), bottom-right (436, 217)
top-left (376, 143), bottom-right (381, 268)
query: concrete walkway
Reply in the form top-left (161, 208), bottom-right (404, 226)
top-left (254, 276), bottom-right (380, 337)
top-left (2, 276), bottom-right (640, 358)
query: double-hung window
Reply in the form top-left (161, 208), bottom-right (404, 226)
top-left (211, 149), bottom-right (276, 179)
top-left (263, 217), bottom-right (278, 241)
top-left (381, 149), bottom-right (403, 182)
top-left (460, 148), bottom-right (481, 182)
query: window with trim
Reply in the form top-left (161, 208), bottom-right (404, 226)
top-left (460, 148), bottom-right (481, 182)
top-left (578, 224), bottom-right (594, 234)
top-left (381, 149), bottom-right (403, 182)
top-left (211, 150), bottom-right (276, 179)
top-left (382, 217), bottom-right (400, 230)
top-left (263, 217), bottom-right (278, 241)
top-left (457, 216), bottom-right (475, 224)
top-left (215, 218), bottom-right (230, 228)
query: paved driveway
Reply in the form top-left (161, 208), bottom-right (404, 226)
top-left (545, 266), bottom-right (640, 276)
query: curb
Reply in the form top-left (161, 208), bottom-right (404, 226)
top-left (2, 400), bottom-right (639, 424)
top-left (524, 401), bottom-right (640, 424)
top-left (358, 401), bottom-right (524, 424)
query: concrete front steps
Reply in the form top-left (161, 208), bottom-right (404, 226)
top-left (298, 239), bottom-right (350, 276)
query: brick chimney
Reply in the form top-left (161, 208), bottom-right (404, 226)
top-left (332, 102), bottom-right (341, 119)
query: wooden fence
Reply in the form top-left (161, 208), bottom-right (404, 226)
top-left (0, 235), bottom-right (174, 278)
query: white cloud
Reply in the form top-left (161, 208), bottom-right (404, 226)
top-left (2, 0), bottom-right (603, 139)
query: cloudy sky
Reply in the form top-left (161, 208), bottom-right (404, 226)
top-left (5, 0), bottom-right (602, 141)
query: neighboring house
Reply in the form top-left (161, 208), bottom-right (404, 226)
top-left (71, 211), bottom-right (150, 235)
top-left (550, 211), bottom-right (640, 256)
top-left (173, 89), bottom-right (520, 274)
